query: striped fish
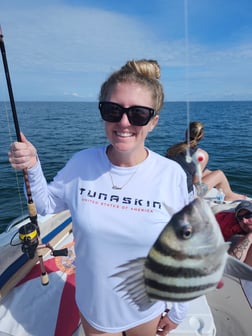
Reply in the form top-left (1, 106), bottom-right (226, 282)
top-left (112, 198), bottom-right (252, 309)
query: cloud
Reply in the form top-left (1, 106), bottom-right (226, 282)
top-left (1, 1), bottom-right (252, 101)
top-left (0, 4), bottom-right (171, 100)
top-left (1, 5), bottom-right (158, 72)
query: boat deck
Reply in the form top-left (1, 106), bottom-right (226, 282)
top-left (1, 203), bottom-right (251, 335)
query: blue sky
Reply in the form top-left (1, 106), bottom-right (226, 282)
top-left (0, 0), bottom-right (252, 101)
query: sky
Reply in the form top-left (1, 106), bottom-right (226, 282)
top-left (0, 0), bottom-right (252, 102)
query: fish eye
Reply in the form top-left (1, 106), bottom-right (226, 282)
top-left (180, 225), bottom-right (193, 239)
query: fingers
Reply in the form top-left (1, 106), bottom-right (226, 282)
top-left (8, 134), bottom-right (37, 170)
top-left (157, 324), bottom-right (170, 336)
top-left (156, 314), bottom-right (178, 336)
top-left (8, 143), bottom-right (29, 170)
top-left (20, 131), bottom-right (27, 143)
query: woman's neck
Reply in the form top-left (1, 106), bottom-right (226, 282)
top-left (106, 145), bottom-right (148, 167)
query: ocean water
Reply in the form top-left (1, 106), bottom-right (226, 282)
top-left (0, 101), bottom-right (251, 231)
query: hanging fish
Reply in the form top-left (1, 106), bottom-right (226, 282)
top-left (112, 198), bottom-right (252, 309)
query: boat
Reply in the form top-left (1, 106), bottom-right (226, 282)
top-left (0, 209), bottom-right (215, 336)
top-left (0, 210), bottom-right (72, 301)
top-left (0, 210), bottom-right (80, 336)
top-left (0, 191), bottom-right (251, 336)
top-left (1, 20), bottom-right (252, 335)
top-left (205, 192), bottom-right (252, 336)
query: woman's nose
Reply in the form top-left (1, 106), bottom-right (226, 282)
top-left (119, 112), bottom-right (131, 126)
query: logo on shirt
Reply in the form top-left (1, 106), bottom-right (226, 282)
top-left (79, 188), bottom-right (162, 213)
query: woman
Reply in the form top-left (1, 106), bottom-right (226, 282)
top-left (9, 59), bottom-right (189, 336)
top-left (166, 121), bottom-right (246, 202)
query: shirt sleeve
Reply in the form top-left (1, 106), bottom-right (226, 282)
top-left (26, 158), bottom-right (68, 215)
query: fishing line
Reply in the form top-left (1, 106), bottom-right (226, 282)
top-left (0, 68), bottom-right (26, 226)
top-left (183, 1), bottom-right (205, 195)
top-left (184, 0), bottom-right (191, 153)
top-left (184, 0), bottom-right (194, 166)
top-left (5, 102), bottom-right (26, 217)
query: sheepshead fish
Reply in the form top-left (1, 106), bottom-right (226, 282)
top-left (112, 198), bottom-right (252, 309)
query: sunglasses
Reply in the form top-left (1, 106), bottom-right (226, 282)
top-left (237, 212), bottom-right (252, 221)
top-left (99, 102), bottom-right (156, 126)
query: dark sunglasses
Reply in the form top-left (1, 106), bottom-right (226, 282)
top-left (237, 212), bottom-right (252, 221)
top-left (99, 102), bottom-right (156, 126)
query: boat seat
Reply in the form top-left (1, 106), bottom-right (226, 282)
top-left (169, 295), bottom-right (216, 336)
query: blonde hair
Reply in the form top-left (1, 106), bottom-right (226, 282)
top-left (186, 121), bottom-right (204, 145)
top-left (99, 59), bottom-right (164, 114)
top-left (166, 121), bottom-right (204, 157)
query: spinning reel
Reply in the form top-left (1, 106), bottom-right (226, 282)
top-left (18, 222), bottom-right (39, 259)
top-left (11, 221), bottom-right (68, 260)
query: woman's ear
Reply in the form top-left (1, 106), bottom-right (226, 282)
top-left (149, 115), bottom-right (159, 131)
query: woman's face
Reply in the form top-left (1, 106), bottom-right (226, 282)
top-left (104, 82), bottom-right (159, 159)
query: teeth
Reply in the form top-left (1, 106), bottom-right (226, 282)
top-left (116, 132), bottom-right (133, 137)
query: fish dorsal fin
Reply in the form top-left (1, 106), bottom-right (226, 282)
top-left (112, 257), bottom-right (155, 310)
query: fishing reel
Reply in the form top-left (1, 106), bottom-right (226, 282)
top-left (18, 222), bottom-right (39, 259)
top-left (10, 220), bottom-right (69, 286)
top-left (10, 221), bottom-right (68, 260)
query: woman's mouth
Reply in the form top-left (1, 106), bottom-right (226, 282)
top-left (115, 131), bottom-right (134, 137)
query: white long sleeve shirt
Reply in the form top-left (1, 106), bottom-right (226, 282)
top-left (27, 146), bottom-right (189, 332)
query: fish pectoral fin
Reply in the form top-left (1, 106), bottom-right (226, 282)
top-left (111, 257), bottom-right (154, 310)
top-left (203, 243), bottom-right (229, 264)
top-left (225, 255), bottom-right (252, 280)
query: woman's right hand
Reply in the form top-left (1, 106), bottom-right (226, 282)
top-left (8, 132), bottom-right (37, 170)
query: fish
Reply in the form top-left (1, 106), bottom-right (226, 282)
top-left (112, 198), bottom-right (252, 309)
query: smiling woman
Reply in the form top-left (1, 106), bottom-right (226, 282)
top-left (8, 59), bottom-right (190, 336)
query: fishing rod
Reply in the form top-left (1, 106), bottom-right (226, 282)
top-left (0, 26), bottom-right (54, 285)
top-left (0, 27), bottom-right (39, 229)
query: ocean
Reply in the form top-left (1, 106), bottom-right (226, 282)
top-left (0, 101), bottom-right (251, 231)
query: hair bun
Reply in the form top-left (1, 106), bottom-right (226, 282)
top-left (122, 59), bottom-right (161, 80)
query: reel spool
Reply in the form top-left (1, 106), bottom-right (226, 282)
top-left (18, 222), bottom-right (39, 259)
